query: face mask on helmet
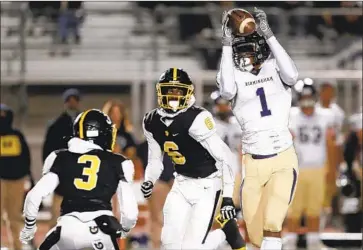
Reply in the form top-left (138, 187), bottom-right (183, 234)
top-left (232, 32), bottom-right (270, 72)
top-left (156, 68), bottom-right (194, 113)
top-left (74, 109), bottom-right (117, 151)
top-left (298, 85), bottom-right (317, 108)
top-left (157, 84), bottom-right (194, 112)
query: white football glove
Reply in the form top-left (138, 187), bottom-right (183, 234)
top-left (19, 225), bottom-right (37, 244)
top-left (221, 10), bottom-right (233, 46)
top-left (220, 197), bottom-right (237, 220)
top-left (254, 7), bottom-right (274, 39)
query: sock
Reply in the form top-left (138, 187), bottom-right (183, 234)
top-left (260, 237), bottom-right (282, 250)
top-left (221, 219), bottom-right (246, 249)
top-left (282, 233), bottom-right (297, 250)
top-left (306, 232), bottom-right (321, 249)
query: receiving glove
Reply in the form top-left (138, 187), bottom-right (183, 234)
top-left (254, 7), bottom-right (274, 39)
top-left (221, 10), bottom-right (233, 46)
top-left (141, 180), bottom-right (154, 199)
top-left (19, 218), bottom-right (37, 244)
top-left (220, 197), bottom-right (237, 220)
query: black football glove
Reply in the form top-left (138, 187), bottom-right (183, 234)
top-left (141, 181), bottom-right (154, 199)
top-left (220, 197), bottom-right (236, 220)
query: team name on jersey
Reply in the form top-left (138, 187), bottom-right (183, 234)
top-left (245, 76), bottom-right (273, 87)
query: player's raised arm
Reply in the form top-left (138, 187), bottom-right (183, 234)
top-left (254, 7), bottom-right (298, 86)
top-left (20, 152), bottom-right (60, 243)
top-left (218, 11), bottom-right (237, 100)
top-left (188, 110), bottom-right (236, 219)
top-left (140, 115), bottom-right (164, 199)
top-left (117, 160), bottom-right (138, 238)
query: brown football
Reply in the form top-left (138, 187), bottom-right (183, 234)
top-left (228, 9), bottom-right (256, 36)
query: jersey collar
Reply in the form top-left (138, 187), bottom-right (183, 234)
top-left (68, 137), bottom-right (103, 153)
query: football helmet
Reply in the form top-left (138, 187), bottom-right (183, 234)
top-left (232, 31), bottom-right (270, 72)
top-left (73, 109), bottom-right (117, 151)
top-left (296, 78), bottom-right (317, 108)
top-left (210, 91), bottom-right (232, 121)
top-left (156, 68), bottom-right (194, 113)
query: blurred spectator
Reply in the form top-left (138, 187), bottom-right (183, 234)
top-left (58, 1), bottom-right (83, 45)
top-left (317, 82), bottom-right (345, 132)
top-left (28, 1), bottom-right (61, 36)
top-left (102, 100), bottom-right (137, 159)
top-left (316, 82), bottom-right (345, 224)
top-left (322, 1), bottom-right (363, 36)
top-left (42, 88), bottom-right (81, 227)
top-left (0, 104), bottom-right (31, 250)
top-left (339, 112), bottom-right (362, 232)
top-left (137, 140), bottom-right (174, 249)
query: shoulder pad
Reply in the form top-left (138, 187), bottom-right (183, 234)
top-left (143, 109), bottom-right (158, 126)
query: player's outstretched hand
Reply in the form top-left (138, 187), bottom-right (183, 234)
top-left (253, 7), bottom-right (274, 39)
top-left (141, 180), bottom-right (154, 199)
top-left (221, 10), bottom-right (233, 46)
top-left (220, 197), bottom-right (237, 220)
top-left (19, 224), bottom-right (37, 244)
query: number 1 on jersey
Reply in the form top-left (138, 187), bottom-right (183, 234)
top-left (256, 87), bottom-right (272, 117)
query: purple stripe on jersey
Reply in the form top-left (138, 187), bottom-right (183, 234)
top-left (239, 179), bottom-right (245, 215)
top-left (251, 153), bottom-right (277, 159)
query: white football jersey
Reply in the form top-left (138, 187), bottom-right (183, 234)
top-left (289, 107), bottom-right (335, 168)
top-left (215, 116), bottom-right (242, 173)
top-left (316, 102), bottom-right (345, 131)
top-left (219, 58), bottom-right (293, 155)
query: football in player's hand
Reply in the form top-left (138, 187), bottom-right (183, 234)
top-left (228, 9), bottom-right (256, 36)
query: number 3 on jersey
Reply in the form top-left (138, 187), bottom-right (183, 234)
top-left (256, 87), bottom-right (272, 117)
top-left (74, 155), bottom-right (101, 191)
top-left (164, 141), bottom-right (186, 165)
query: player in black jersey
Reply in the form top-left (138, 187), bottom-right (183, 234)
top-left (140, 68), bottom-right (246, 249)
top-left (20, 109), bottom-right (138, 250)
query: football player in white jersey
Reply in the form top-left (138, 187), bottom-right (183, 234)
top-left (286, 84), bottom-right (336, 250)
top-left (218, 7), bottom-right (299, 250)
top-left (316, 82), bottom-right (345, 209)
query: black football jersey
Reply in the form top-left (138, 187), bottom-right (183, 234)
top-left (49, 149), bottom-right (127, 215)
top-left (143, 106), bottom-right (217, 178)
